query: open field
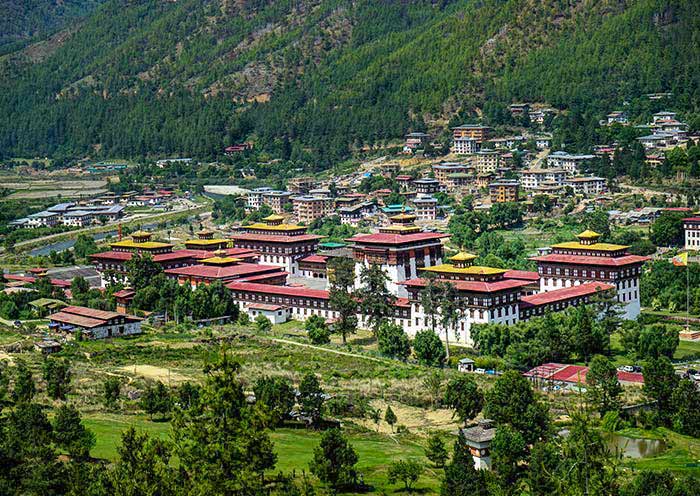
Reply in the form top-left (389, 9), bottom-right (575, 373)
top-left (1, 178), bottom-right (108, 199)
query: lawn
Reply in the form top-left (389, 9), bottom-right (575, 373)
top-left (675, 339), bottom-right (700, 362)
top-left (83, 413), bottom-right (444, 494)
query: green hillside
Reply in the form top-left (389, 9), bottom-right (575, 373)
top-left (0, 0), bottom-right (698, 162)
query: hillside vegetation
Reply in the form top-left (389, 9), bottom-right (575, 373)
top-left (0, 0), bottom-right (698, 161)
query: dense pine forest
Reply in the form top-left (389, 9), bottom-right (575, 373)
top-left (0, 0), bottom-right (699, 163)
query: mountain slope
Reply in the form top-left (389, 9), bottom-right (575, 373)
top-left (0, 0), bottom-right (698, 161)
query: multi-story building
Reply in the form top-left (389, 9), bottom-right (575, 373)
top-left (413, 196), bottom-right (438, 221)
top-left (230, 215), bottom-right (323, 275)
top-left (474, 150), bottom-right (500, 174)
top-left (413, 178), bottom-right (442, 196)
top-left (509, 103), bottom-right (530, 118)
top-left (292, 195), bottom-right (334, 224)
top-left (530, 230), bottom-right (649, 319)
top-left (452, 125), bottom-right (492, 144)
top-left (346, 213), bottom-right (449, 296)
top-left (652, 111), bottom-right (677, 124)
top-left (261, 190), bottom-right (293, 213)
top-left (606, 111), bottom-right (628, 125)
top-left (684, 217), bottom-right (700, 251)
top-left (489, 181), bottom-right (519, 203)
top-left (287, 177), bottom-right (315, 194)
top-left (247, 187), bottom-right (274, 210)
top-left (404, 132), bottom-right (430, 153)
top-left (338, 202), bottom-right (376, 226)
top-left (546, 151), bottom-right (596, 175)
top-left (164, 253), bottom-right (286, 288)
top-left (432, 163), bottom-right (470, 184)
top-left (452, 136), bottom-right (481, 155)
top-left (519, 169), bottom-right (567, 190)
top-left (183, 230), bottom-right (231, 251)
top-left (564, 176), bottom-right (606, 196)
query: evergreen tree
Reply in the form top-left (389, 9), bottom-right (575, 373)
top-left (357, 264), bottom-right (396, 334)
top-left (309, 429), bottom-right (358, 490)
top-left (42, 357), bottom-right (72, 401)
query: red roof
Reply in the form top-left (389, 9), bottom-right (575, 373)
top-left (113, 289), bottom-right (136, 298)
top-left (663, 207), bottom-right (692, 212)
top-left (503, 270), bottom-right (540, 281)
top-left (90, 251), bottom-right (132, 261)
top-left (402, 277), bottom-right (531, 293)
top-left (530, 254), bottom-right (649, 266)
top-left (239, 272), bottom-right (289, 283)
top-left (347, 232), bottom-right (450, 246)
top-left (4, 274), bottom-right (72, 288)
top-left (247, 303), bottom-right (286, 311)
top-left (683, 217), bottom-right (700, 223)
top-left (524, 362), bottom-right (643, 384)
top-left (520, 282), bottom-right (614, 307)
top-left (226, 281), bottom-right (330, 300)
top-left (165, 263), bottom-right (282, 280)
top-left (50, 312), bottom-right (105, 328)
top-left (63, 305), bottom-right (123, 320)
top-left (230, 233), bottom-right (323, 243)
top-left (299, 255), bottom-right (328, 264)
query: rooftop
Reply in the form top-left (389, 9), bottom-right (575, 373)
top-left (520, 282), bottom-right (614, 307)
top-left (530, 253), bottom-right (650, 266)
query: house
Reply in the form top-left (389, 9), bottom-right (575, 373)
top-left (606, 111), bottom-right (628, 125)
top-left (34, 340), bottom-right (63, 354)
top-left (262, 190), bottom-right (293, 214)
top-left (509, 103), bottom-right (530, 118)
top-left (247, 187), bottom-right (274, 210)
top-left (404, 132), bottom-right (430, 153)
top-left (413, 196), bottom-right (438, 221)
top-left (48, 305), bottom-right (142, 339)
top-left (413, 178), bottom-right (442, 195)
top-left (432, 163), bottom-right (471, 184)
top-left (652, 111), bottom-right (677, 124)
top-left (338, 202), bottom-right (376, 226)
top-left (519, 169), bottom-right (567, 190)
top-left (287, 177), bottom-right (315, 194)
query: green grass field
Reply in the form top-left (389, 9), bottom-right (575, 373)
top-left (617, 428), bottom-right (700, 474)
top-left (83, 414), bottom-right (444, 493)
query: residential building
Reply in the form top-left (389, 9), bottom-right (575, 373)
top-left (509, 103), bottom-right (530, 118)
top-left (432, 163), bottom-right (470, 183)
top-left (413, 178), bottom-right (442, 195)
top-left (606, 111), bottom-right (628, 125)
top-left (546, 151), bottom-right (596, 175)
top-left (413, 196), bottom-right (438, 221)
top-left (489, 181), bottom-right (519, 203)
top-left (287, 177), bottom-right (315, 194)
top-left (48, 305), bottom-right (142, 339)
top-left (530, 230), bottom-right (650, 319)
top-left (652, 111), bottom-right (677, 124)
top-left (404, 132), bottom-right (429, 153)
top-left (535, 136), bottom-right (552, 149)
top-left (519, 169), bottom-right (567, 190)
top-left (474, 150), bottom-right (500, 174)
top-left (564, 176), bottom-right (606, 195)
top-left (247, 187), bottom-right (274, 210)
top-left (684, 217), bottom-right (700, 251)
top-left (452, 124), bottom-right (492, 144)
top-left (452, 136), bottom-right (480, 155)
top-left (292, 195), bottom-right (334, 224)
top-left (338, 202), bottom-right (376, 226)
top-left (262, 190), bottom-right (293, 213)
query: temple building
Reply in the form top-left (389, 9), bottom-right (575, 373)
top-left (401, 251), bottom-right (536, 344)
top-left (183, 230), bottom-right (231, 251)
top-left (530, 230), bottom-right (649, 319)
top-left (91, 231), bottom-right (258, 286)
top-left (346, 213), bottom-right (449, 296)
top-left (229, 214), bottom-right (323, 275)
top-left (164, 250), bottom-right (287, 288)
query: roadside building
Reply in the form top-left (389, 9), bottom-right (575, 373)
top-left (546, 151), bottom-right (596, 175)
top-left (519, 169), bottom-right (567, 190)
top-left (48, 305), bottom-right (142, 339)
top-left (452, 136), bottom-right (481, 155)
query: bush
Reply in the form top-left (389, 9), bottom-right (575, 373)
top-left (413, 330), bottom-right (446, 367)
top-left (255, 315), bottom-right (272, 333)
top-left (377, 322), bottom-right (411, 361)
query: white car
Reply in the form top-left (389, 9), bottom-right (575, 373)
top-left (474, 368), bottom-right (486, 374)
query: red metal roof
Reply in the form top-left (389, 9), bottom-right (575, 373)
top-left (4, 274), bottom-right (72, 288)
top-left (402, 277), bottom-right (531, 293)
top-left (90, 251), bottom-right (133, 261)
top-left (524, 362), bottom-right (643, 384)
top-left (299, 255), bottom-right (328, 264)
top-left (239, 272), bottom-right (288, 283)
top-left (683, 217), bottom-right (700, 222)
top-left (530, 254), bottom-right (649, 266)
top-left (165, 263), bottom-right (282, 279)
top-left (113, 289), bottom-right (136, 298)
top-left (347, 232), bottom-right (450, 246)
top-left (230, 233), bottom-right (323, 243)
top-left (520, 282), bottom-right (614, 307)
top-left (226, 281), bottom-right (330, 299)
top-left (503, 269), bottom-right (540, 281)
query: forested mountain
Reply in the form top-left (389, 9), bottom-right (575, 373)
top-left (0, 0), bottom-right (105, 54)
top-left (1, 0), bottom-right (698, 162)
